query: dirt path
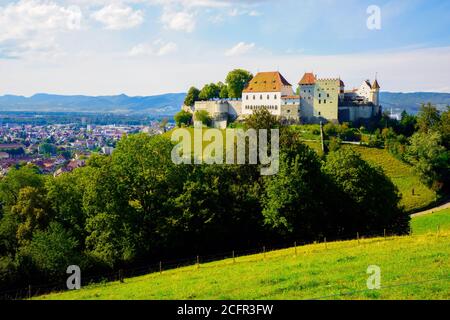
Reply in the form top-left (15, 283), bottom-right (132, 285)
top-left (410, 201), bottom-right (450, 217)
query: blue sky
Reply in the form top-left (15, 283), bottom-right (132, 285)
top-left (0, 0), bottom-right (449, 95)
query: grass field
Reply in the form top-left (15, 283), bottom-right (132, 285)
top-left (411, 209), bottom-right (450, 235)
top-left (36, 210), bottom-right (450, 300)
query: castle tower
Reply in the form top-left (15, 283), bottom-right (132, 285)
top-left (370, 78), bottom-right (380, 106)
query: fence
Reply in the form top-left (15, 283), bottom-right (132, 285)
top-left (0, 226), bottom-right (446, 300)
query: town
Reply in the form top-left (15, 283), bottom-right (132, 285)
top-left (0, 118), bottom-right (173, 177)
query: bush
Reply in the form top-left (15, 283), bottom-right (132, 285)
top-left (193, 110), bottom-right (212, 126)
top-left (174, 110), bottom-right (192, 127)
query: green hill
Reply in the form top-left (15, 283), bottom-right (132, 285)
top-left (36, 209), bottom-right (449, 300)
top-left (166, 128), bottom-right (437, 213)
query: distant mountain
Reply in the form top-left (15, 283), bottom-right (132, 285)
top-left (380, 92), bottom-right (450, 114)
top-left (0, 91), bottom-right (448, 116)
top-left (0, 93), bottom-right (187, 115)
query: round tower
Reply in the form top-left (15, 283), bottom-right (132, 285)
top-left (371, 78), bottom-right (380, 106)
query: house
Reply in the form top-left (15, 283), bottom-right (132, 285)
top-left (241, 71), bottom-right (299, 121)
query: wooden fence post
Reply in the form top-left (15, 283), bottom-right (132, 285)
top-left (119, 269), bottom-right (124, 283)
top-left (324, 237), bottom-right (327, 249)
top-left (28, 285), bottom-right (31, 299)
top-left (357, 232), bottom-right (360, 245)
top-left (232, 250), bottom-right (235, 264)
top-left (294, 241), bottom-right (297, 256)
top-left (159, 261), bottom-right (162, 274)
top-left (197, 255), bottom-right (200, 269)
top-left (263, 246), bottom-right (266, 260)
top-left (384, 229), bottom-right (386, 239)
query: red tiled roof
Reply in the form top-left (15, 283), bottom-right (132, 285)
top-left (298, 72), bottom-right (316, 85)
top-left (243, 71), bottom-right (292, 93)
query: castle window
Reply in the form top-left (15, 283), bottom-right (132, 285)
top-left (319, 99), bottom-right (321, 104)
top-left (324, 99), bottom-right (327, 104)
top-left (260, 95), bottom-right (263, 100)
top-left (319, 93), bottom-right (321, 98)
top-left (253, 95), bottom-right (255, 100)
top-left (327, 93), bottom-right (330, 98)
top-left (267, 94), bottom-right (270, 99)
top-left (274, 95), bottom-right (277, 99)
top-left (318, 111), bottom-right (321, 116)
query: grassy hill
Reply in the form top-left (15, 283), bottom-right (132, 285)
top-left (167, 127), bottom-right (436, 212)
top-left (36, 209), bottom-right (449, 300)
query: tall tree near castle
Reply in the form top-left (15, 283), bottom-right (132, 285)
top-left (225, 69), bottom-right (253, 98)
top-left (184, 87), bottom-right (200, 107)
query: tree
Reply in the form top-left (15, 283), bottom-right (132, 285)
top-left (323, 148), bottom-right (409, 235)
top-left (198, 83), bottom-right (220, 101)
top-left (405, 131), bottom-right (449, 191)
top-left (225, 69), bottom-right (253, 98)
top-left (416, 103), bottom-right (441, 133)
top-left (262, 141), bottom-right (331, 239)
top-left (0, 165), bottom-right (44, 208)
top-left (194, 110), bottom-right (212, 126)
top-left (24, 222), bottom-right (80, 279)
top-left (159, 118), bottom-right (169, 133)
top-left (174, 110), bottom-right (192, 127)
top-left (39, 143), bottom-right (56, 156)
top-left (398, 110), bottom-right (416, 137)
top-left (440, 106), bottom-right (450, 149)
top-left (244, 108), bottom-right (280, 130)
top-left (11, 186), bottom-right (51, 246)
top-left (184, 87), bottom-right (200, 107)
top-left (218, 82), bottom-right (229, 99)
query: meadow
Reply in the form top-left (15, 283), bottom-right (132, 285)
top-left (36, 209), bottom-right (449, 300)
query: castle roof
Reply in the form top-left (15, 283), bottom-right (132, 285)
top-left (298, 72), bottom-right (316, 85)
top-left (243, 71), bottom-right (291, 93)
top-left (372, 79), bottom-right (380, 89)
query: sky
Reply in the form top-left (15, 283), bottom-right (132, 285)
top-left (0, 0), bottom-right (450, 96)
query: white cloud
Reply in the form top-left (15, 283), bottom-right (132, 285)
top-left (225, 42), bottom-right (255, 56)
top-left (129, 40), bottom-right (178, 57)
top-left (91, 4), bottom-right (143, 30)
top-left (0, 0), bottom-right (82, 58)
top-left (160, 9), bottom-right (195, 32)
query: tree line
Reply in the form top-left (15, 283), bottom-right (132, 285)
top-left (0, 110), bottom-right (410, 292)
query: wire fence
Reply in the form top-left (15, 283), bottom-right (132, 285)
top-left (0, 225), bottom-right (446, 300)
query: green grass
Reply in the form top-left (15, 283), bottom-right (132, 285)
top-left (411, 209), bottom-right (450, 235)
top-left (342, 145), bottom-right (437, 212)
top-left (36, 210), bottom-right (450, 300)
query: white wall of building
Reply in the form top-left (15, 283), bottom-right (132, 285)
top-left (242, 91), bottom-right (283, 116)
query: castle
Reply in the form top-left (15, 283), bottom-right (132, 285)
top-left (183, 71), bottom-right (381, 128)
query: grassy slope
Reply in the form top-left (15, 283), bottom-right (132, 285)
top-left (167, 127), bottom-right (436, 212)
top-left (37, 210), bottom-right (450, 300)
top-left (304, 141), bottom-right (436, 212)
top-left (342, 145), bottom-right (437, 212)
